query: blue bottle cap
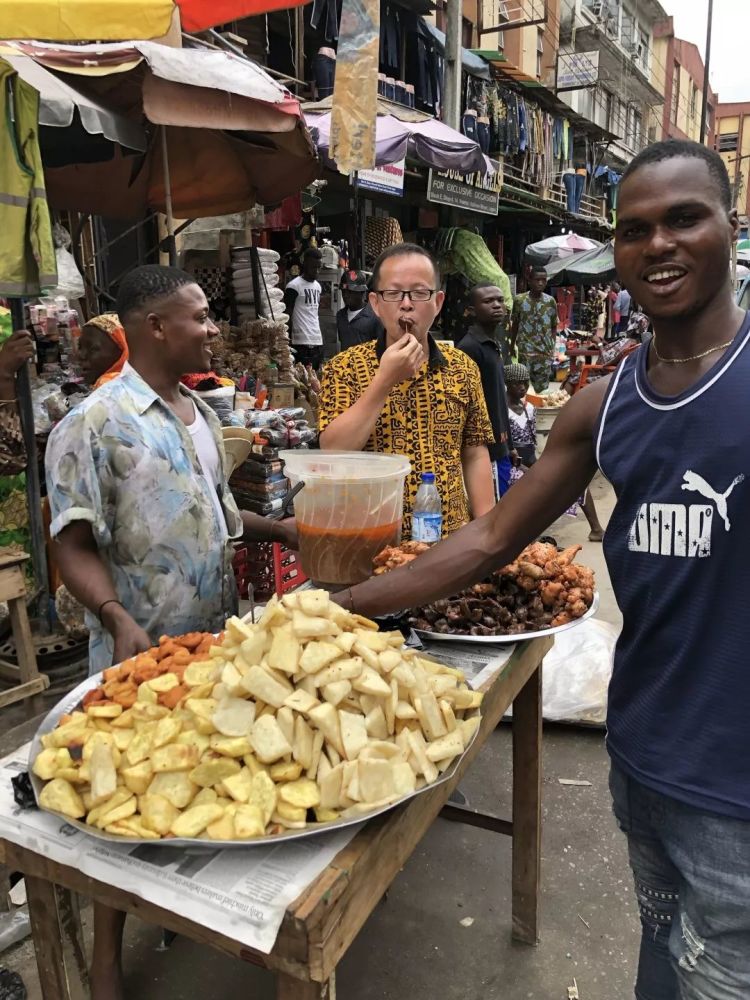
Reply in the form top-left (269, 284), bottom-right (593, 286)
top-left (421, 472), bottom-right (435, 483)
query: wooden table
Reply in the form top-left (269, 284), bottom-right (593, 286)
top-left (0, 636), bottom-right (551, 999)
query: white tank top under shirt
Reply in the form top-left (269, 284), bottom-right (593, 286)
top-left (186, 404), bottom-right (228, 539)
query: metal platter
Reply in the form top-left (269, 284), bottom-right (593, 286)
top-left (413, 592), bottom-right (600, 645)
top-left (28, 669), bottom-right (480, 848)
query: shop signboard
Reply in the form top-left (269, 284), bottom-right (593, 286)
top-left (427, 159), bottom-right (502, 216)
top-left (556, 50), bottom-right (600, 91)
top-left (356, 160), bottom-right (406, 196)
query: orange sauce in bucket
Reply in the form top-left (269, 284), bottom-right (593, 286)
top-left (297, 520), bottom-right (401, 588)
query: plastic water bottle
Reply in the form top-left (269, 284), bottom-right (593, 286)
top-left (412, 472), bottom-right (442, 543)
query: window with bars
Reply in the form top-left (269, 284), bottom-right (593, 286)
top-left (671, 62), bottom-right (680, 125)
top-left (690, 85), bottom-right (698, 123)
top-left (536, 28), bottom-right (544, 78)
top-left (719, 132), bottom-right (739, 152)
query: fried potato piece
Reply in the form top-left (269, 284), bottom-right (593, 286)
top-left (221, 767), bottom-right (253, 804)
top-left (170, 803), bottom-right (224, 838)
top-left (276, 801), bottom-right (306, 823)
top-left (39, 778), bottom-right (85, 819)
top-left (278, 778), bottom-right (320, 809)
top-left (189, 757), bottom-right (241, 788)
top-left (121, 761), bottom-right (154, 796)
top-left (233, 804), bottom-right (266, 838)
top-left (150, 744), bottom-right (199, 773)
top-left (89, 741), bottom-right (117, 805)
top-left (212, 696), bottom-right (256, 738)
top-left (140, 793), bottom-right (180, 835)
top-left (269, 760), bottom-right (303, 783)
top-left (249, 715), bottom-right (293, 764)
top-left (247, 770), bottom-right (277, 826)
top-left (148, 771), bottom-right (198, 809)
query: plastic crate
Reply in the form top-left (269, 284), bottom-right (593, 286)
top-left (232, 541), bottom-right (308, 602)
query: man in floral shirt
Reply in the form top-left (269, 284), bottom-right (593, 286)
top-left (510, 265), bottom-right (559, 393)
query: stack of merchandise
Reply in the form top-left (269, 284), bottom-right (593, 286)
top-left (230, 247), bottom-right (288, 326)
top-left (214, 317), bottom-right (294, 385)
top-left (230, 409), bottom-right (315, 516)
top-left (230, 448), bottom-right (289, 518)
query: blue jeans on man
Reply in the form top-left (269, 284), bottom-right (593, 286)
top-left (609, 764), bottom-right (750, 999)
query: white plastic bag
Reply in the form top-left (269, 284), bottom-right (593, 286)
top-left (52, 224), bottom-right (85, 300)
top-left (542, 618), bottom-right (619, 725)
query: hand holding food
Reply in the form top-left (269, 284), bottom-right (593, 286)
top-left (376, 335), bottom-right (425, 388)
top-left (33, 592), bottom-right (482, 841)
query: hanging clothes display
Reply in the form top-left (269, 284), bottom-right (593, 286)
top-left (310, 0), bottom-right (340, 42)
top-left (0, 59), bottom-right (57, 295)
top-left (461, 77), bottom-right (576, 197)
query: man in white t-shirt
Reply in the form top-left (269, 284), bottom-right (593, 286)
top-left (284, 247), bottom-right (324, 368)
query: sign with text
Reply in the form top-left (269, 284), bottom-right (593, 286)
top-left (427, 159), bottom-right (502, 216)
top-left (556, 50), bottom-right (600, 91)
top-left (356, 159), bottom-right (406, 196)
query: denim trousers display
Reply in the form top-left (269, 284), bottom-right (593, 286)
top-left (563, 173), bottom-right (585, 213)
top-left (462, 111), bottom-right (478, 142)
top-left (313, 52), bottom-right (336, 98)
top-left (477, 118), bottom-right (490, 153)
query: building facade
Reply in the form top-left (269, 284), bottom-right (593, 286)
top-left (716, 102), bottom-right (750, 223)
top-left (556, 0), bottom-right (667, 170)
top-left (651, 16), bottom-right (716, 145)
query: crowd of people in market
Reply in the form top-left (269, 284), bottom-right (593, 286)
top-left (2, 136), bottom-right (749, 1000)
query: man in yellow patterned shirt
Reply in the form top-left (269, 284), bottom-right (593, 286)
top-left (318, 244), bottom-right (495, 535)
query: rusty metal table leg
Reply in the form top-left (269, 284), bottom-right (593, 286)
top-left (25, 876), bottom-right (89, 1000)
top-left (511, 665), bottom-right (542, 945)
top-left (276, 970), bottom-right (336, 999)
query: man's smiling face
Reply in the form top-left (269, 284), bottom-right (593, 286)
top-left (615, 156), bottom-right (739, 322)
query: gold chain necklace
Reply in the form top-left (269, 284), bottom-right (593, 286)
top-left (652, 334), bottom-right (735, 364)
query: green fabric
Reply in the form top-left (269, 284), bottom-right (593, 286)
top-left (443, 229), bottom-right (512, 307)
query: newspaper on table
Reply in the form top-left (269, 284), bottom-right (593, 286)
top-left (0, 745), bottom-right (359, 954)
top-left (418, 638), bottom-right (514, 690)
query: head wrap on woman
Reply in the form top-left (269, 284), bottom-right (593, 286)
top-left (85, 313), bottom-right (128, 388)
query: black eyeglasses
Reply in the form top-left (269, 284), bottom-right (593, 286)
top-left (374, 289), bottom-right (437, 303)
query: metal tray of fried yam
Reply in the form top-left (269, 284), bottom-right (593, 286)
top-left (28, 670), bottom-right (480, 848)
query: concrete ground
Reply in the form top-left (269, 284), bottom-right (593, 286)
top-left (2, 466), bottom-right (639, 999)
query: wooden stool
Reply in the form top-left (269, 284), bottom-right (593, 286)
top-left (0, 554), bottom-right (49, 709)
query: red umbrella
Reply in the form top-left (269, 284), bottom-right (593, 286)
top-left (178, 0), bottom-right (308, 28)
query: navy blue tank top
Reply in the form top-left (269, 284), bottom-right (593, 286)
top-left (596, 311), bottom-right (750, 819)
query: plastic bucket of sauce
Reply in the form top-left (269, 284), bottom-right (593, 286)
top-left (279, 451), bottom-right (411, 589)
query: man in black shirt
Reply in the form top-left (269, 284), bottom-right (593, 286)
top-left (459, 283), bottom-right (516, 498)
top-left (336, 270), bottom-right (384, 351)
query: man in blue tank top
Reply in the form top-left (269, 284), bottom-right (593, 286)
top-left (339, 139), bottom-right (750, 999)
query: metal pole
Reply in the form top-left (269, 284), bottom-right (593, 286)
top-left (699, 0), bottom-right (714, 145)
top-left (8, 299), bottom-right (50, 630)
top-left (160, 125), bottom-right (177, 266)
top-left (442, 0), bottom-right (462, 131)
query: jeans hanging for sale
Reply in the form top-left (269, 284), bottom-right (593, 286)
top-left (310, 0), bottom-right (339, 41)
top-left (406, 17), bottom-right (441, 114)
top-left (313, 49), bottom-right (336, 98)
top-left (462, 110), bottom-right (478, 142)
top-left (563, 172), bottom-right (585, 213)
top-left (380, 5), bottom-right (401, 75)
top-left (477, 118), bottom-right (490, 153)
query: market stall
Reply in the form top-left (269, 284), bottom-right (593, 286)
top-left (0, 631), bottom-right (550, 998)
